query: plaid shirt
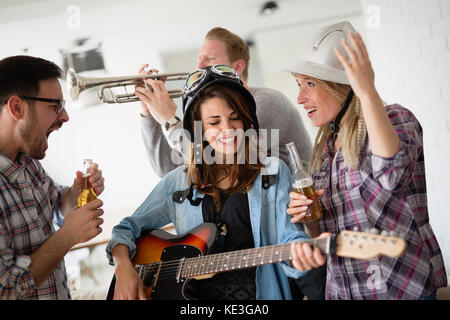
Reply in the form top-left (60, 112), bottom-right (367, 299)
top-left (0, 153), bottom-right (70, 300)
top-left (314, 104), bottom-right (447, 300)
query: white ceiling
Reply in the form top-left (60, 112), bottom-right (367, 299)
top-left (0, 0), bottom-right (363, 55)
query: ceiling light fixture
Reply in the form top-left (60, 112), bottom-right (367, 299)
top-left (260, 1), bottom-right (279, 15)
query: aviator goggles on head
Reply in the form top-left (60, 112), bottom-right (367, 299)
top-left (181, 64), bottom-right (259, 143)
top-left (182, 64), bottom-right (241, 103)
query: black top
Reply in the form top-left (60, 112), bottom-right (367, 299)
top-left (184, 191), bottom-right (256, 300)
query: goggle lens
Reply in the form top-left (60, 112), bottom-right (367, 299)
top-left (183, 64), bottom-right (241, 97)
top-left (185, 70), bottom-right (205, 89)
top-left (212, 65), bottom-right (238, 77)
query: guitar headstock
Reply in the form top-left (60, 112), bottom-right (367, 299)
top-left (335, 229), bottom-right (407, 260)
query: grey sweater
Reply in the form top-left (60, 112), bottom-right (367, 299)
top-left (140, 87), bottom-right (312, 177)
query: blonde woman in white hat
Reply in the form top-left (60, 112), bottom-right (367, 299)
top-left (286, 21), bottom-right (447, 299)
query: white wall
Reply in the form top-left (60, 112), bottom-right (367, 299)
top-left (359, 0), bottom-right (450, 280)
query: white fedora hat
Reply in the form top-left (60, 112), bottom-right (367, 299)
top-left (283, 21), bottom-right (356, 85)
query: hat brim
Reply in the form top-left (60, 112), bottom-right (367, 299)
top-left (282, 60), bottom-right (350, 85)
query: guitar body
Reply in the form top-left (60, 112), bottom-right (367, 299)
top-left (107, 223), bottom-right (217, 300)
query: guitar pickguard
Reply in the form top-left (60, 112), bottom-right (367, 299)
top-left (150, 244), bottom-right (202, 300)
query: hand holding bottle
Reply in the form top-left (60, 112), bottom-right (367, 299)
top-left (73, 159), bottom-right (105, 207)
top-left (286, 142), bottom-right (323, 223)
top-left (287, 189), bottom-right (324, 223)
top-left (60, 199), bottom-right (105, 245)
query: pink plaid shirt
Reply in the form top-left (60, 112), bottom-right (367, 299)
top-left (0, 153), bottom-right (70, 299)
top-left (315, 104), bottom-right (447, 299)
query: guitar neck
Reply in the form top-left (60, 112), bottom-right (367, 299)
top-left (181, 236), bottom-right (335, 278)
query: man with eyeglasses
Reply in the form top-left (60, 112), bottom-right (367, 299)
top-left (135, 28), bottom-right (326, 300)
top-left (0, 55), bottom-right (105, 299)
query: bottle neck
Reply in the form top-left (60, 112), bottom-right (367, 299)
top-left (82, 174), bottom-right (92, 189)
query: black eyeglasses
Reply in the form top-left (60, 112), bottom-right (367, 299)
top-left (20, 96), bottom-right (66, 115)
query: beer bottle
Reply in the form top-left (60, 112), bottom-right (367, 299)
top-left (285, 142), bottom-right (323, 222)
top-left (77, 159), bottom-right (97, 207)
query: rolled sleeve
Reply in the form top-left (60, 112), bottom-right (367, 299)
top-left (371, 106), bottom-right (423, 192)
top-left (371, 143), bottom-right (413, 191)
top-left (281, 260), bottom-right (308, 279)
top-left (0, 248), bottom-right (36, 299)
top-left (105, 233), bottom-right (137, 266)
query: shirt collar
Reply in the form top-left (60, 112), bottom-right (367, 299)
top-left (0, 152), bottom-right (28, 182)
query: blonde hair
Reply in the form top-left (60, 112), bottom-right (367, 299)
top-left (308, 79), bottom-right (367, 172)
top-left (205, 27), bottom-right (250, 81)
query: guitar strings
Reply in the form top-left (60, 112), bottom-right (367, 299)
top-left (142, 245), bottom-right (292, 271)
top-left (141, 238), bottom-right (327, 281)
top-left (139, 231), bottom-right (399, 282)
top-left (140, 242), bottom-right (320, 281)
top-left (152, 250), bottom-right (293, 281)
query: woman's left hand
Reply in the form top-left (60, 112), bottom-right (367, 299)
top-left (335, 31), bottom-right (376, 100)
top-left (290, 233), bottom-right (330, 271)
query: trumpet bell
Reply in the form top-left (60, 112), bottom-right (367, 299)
top-left (66, 68), bottom-right (81, 101)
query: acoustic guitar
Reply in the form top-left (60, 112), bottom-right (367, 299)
top-left (106, 222), bottom-right (407, 300)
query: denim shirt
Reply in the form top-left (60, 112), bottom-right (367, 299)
top-left (106, 157), bottom-right (308, 300)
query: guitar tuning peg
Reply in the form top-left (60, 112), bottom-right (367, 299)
top-left (370, 228), bottom-right (379, 235)
top-left (380, 230), bottom-right (389, 236)
top-left (389, 231), bottom-right (398, 237)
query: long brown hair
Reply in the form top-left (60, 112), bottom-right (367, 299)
top-left (187, 85), bottom-right (264, 211)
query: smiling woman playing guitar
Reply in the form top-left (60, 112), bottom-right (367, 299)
top-left (106, 64), bottom-right (320, 300)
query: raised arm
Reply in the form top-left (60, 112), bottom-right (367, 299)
top-left (134, 64), bottom-right (185, 177)
top-left (335, 31), bottom-right (400, 158)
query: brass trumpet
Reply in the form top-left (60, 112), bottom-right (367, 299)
top-left (66, 68), bottom-right (189, 104)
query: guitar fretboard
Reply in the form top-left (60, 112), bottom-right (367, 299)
top-left (180, 237), bottom-right (334, 278)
